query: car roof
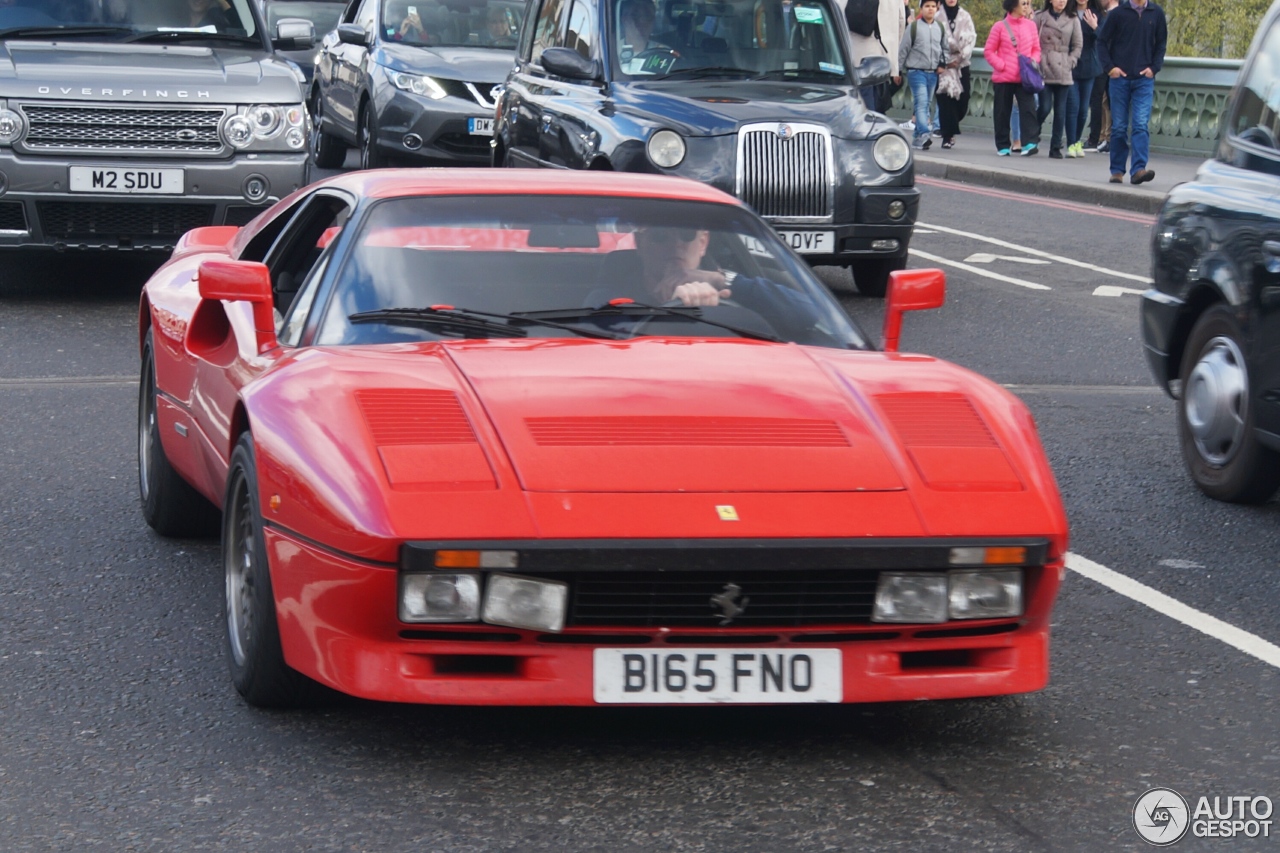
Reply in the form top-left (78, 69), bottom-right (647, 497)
top-left (313, 169), bottom-right (746, 206)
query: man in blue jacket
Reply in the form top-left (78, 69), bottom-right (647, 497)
top-left (1096, 0), bottom-right (1166, 184)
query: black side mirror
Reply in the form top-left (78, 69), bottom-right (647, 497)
top-left (541, 47), bottom-right (601, 82)
top-left (273, 17), bottom-right (316, 50)
top-left (336, 23), bottom-right (369, 46)
top-left (856, 56), bottom-right (891, 88)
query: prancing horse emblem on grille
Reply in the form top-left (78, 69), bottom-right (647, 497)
top-left (710, 583), bottom-right (749, 625)
top-left (776, 123), bottom-right (794, 141)
top-left (175, 129), bottom-right (199, 141)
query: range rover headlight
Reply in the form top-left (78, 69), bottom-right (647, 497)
top-left (0, 109), bottom-right (25, 146)
top-left (247, 104), bottom-right (284, 139)
top-left (873, 133), bottom-right (911, 172)
top-left (647, 129), bottom-right (686, 168)
top-left (222, 114), bottom-right (254, 149)
top-left (392, 72), bottom-right (447, 100)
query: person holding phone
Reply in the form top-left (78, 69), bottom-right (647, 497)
top-left (395, 3), bottom-right (429, 43)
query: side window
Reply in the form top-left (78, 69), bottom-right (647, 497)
top-left (531, 0), bottom-right (568, 62)
top-left (1228, 19), bottom-right (1280, 159)
top-left (562, 0), bottom-right (596, 59)
top-left (278, 251), bottom-right (332, 347)
top-left (264, 194), bottom-right (354, 318)
top-left (356, 0), bottom-right (378, 33)
top-left (341, 0), bottom-right (365, 24)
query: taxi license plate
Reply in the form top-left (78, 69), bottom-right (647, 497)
top-left (69, 167), bottom-right (184, 195)
top-left (593, 648), bottom-right (841, 704)
top-left (778, 230), bottom-right (834, 254)
top-left (468, 117), bottom-right (494, 136)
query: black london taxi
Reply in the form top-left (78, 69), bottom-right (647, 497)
top-left (491, 0), bottom-right (918, 296)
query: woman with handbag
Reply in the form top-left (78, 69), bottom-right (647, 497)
top-left (1033, 0), bottom-right (1082, 159)
top-left (983, 0), bottom-right (1042, 156)
top-left (936, 0), bottom-right (976, 149)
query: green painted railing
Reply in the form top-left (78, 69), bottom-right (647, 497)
top-left (889, 51), bottom-right (1244, 156)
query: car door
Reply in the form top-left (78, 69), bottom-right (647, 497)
top-left (1219, 17), bottom-right (1280, 438)
top-left (333, 0), bottom-right (378, 136)
top-left (502, 0), bottom-right (572, 166)
top-left (535, 0), bottom-right (605, 168)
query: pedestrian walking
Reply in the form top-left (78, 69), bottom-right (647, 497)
top-left (898, 0), bottom-right (950, 150)
top-left (984, 0), bottom-right (1042, 156)
top-left (844, 0), bottom-right (907, 113)
top-left (1096, 0), bottom-right (1166, 183)
top-left (1085, 0), bottom-right (1117, 150)
top-left (936, 0), bottom-right (976, 149)
top-left (1064, 0), bottom-right (1103, 157)
top-left (1033, 0), bottom-right (1082, 159)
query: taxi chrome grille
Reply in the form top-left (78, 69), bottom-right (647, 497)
top-left (736, 122), bottom-right (834, 222)
top-left (19, 104), bottom-right (226, 155)
top-left (533, 570), bottom-right (880, 628)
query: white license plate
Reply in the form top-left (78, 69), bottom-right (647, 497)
top-left (778, 230), bottom-right (834, 254)
top-left (593, 648), bottom-right (842, 704)
top-left (69, 167), bottom-right (184, 195)
top-left (468, 117), bottom-right (494, 136)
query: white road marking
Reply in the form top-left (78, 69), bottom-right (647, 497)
top-left (909, 248), bottom-right (1051, 291)
top-left (964, 252), bottom-right (1052, 265)
top-left (919, 221), bottom-right (1154, 285)
top-left (1093, 285), bottom-right (1147, 297)
top-left (1067, 552), bottom-right (1280, 670)
top-left (0, 375), bottom-right (137, 389)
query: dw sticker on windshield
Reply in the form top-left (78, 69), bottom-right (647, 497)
top-left (793, 5), bottom-right (824, 23)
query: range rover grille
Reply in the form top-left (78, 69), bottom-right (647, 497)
top-left (20, 105), bottom-right (226, 155)
top-left (736, 122), bottom-right (834, 221)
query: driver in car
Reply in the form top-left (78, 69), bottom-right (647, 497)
top-left (618, 0), bottom-right (658, 55)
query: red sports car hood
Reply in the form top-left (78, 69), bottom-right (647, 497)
top-left (448, 339), bottom-right (905, 493)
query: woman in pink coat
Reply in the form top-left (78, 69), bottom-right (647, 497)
top-left (984, 0), bottom-right (1043, 155)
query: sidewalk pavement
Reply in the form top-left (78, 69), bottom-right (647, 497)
top-left (908, 127), bottom-right (1204, 215)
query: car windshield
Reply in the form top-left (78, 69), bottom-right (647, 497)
top-left (266, 0), bottom-right (343, 36)
top-left (314, 194), bottom-right (867, 349)
top-left (380, 0), bottom-right (526, 48)
top-left (0, 0), bottom-right (259, 39)
top-left (609, 0), bottom-right (847, 82)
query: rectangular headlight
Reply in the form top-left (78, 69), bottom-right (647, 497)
top-left (948, 570), bottom-right (1023, 620)
top-left (399, 573), bottom-right (481, 623)
top-left (481, 573), bottom-right (568, 633)
top-left (872, 573), bottom-right (948, 623)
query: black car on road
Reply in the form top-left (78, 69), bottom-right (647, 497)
top-left (492, 0), bottom-right (918, 296)
top-left (310, 0), bottom-right (527, 169)
top-left (1141, 0), bottom-right (1280, 502)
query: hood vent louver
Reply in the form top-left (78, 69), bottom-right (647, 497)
top-left (875, 394), bottom-right (1022, 491)
top-left (357, 389), bottom-right (477, 445)
top-left (525, 416), bottom-right (850, 447)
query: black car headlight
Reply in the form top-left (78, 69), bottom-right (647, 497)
top-left (873, 133), bottom-right (911, 172)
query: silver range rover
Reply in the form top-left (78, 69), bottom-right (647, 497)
top-left (0, 0), bottom-right (317, 251)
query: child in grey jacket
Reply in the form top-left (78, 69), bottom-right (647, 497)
top-left (898, 0), bottom-right (950, 148)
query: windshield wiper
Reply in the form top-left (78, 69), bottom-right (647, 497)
top-left (751, 68), bottom-right (845, 81)
top-left (0, 25), bottom-right (132, 39)
top-left (515, 302), bottom-right (783, 343)
top-left (656, 66), bottom-right (757, 80)
top-left (126, 29), bottom-right (259, 44)
top-left (349, 306), bottom-right (627, 340)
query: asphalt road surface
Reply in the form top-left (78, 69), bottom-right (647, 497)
top-left (2, 181), bottom-right (1278, 852)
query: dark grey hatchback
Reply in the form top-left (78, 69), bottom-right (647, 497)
top-left (492, 0), bottom-right (918, 296)
top-left (1141, 1), bottom-right (1280, 502)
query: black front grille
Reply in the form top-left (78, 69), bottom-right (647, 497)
top-left (38, 202), bottom-right (215, 238)
top-left (535, 570), bottom-right (882, 628)
top-left (0, 201), bottom-right (26, 231)
top-left (433, 132), bottom-right (492, 158)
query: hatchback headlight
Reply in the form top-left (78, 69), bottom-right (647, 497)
top-left (873, 133), bottom-right (910, 172)
top-left (0, 108), bottom-right (24, 146)
top-left (392, 72), bottom-right (447, 100)
top-left (647, 129), bottom-right (686, 168)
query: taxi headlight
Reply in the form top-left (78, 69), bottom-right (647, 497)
top-left (873, 133), bottom-right (911, 172)
top-left (0, 108), bottom-right (25, 146)
top-left (872, 573), bottom-right (948, 623)
top-left (482, 573), bottom-right (568, 633)
top-left (948, 570), bottom-right (1023, 620)
top-left (392, 72), bottom-right (447, 100)
top-left (647, 129), bottom-right (686, 168)
top-left (399, 573), bottom-right (482, 622)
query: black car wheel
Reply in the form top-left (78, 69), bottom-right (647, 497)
top-left (138, 331), bottom-right (220, 538)
top-left (359, 104), bottom-right (386, 170)
top-left (1177, 304), bottom-right (1280, 503)
top-left (223, 434), bottom-right (324, 707)
top-left (849, 257), bottom-right (905, 299)
top-left (310, 92), bottom-right (347, 170)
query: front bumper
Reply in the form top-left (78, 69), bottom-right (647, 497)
top-left (375, 87), bottom-right (497, 166)
top-left (266, 528), bottom-right (1060, 706)
top-left (0, 150), bottom-right (308, 250)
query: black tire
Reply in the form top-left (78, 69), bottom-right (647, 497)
top-left (223, 434), bottom-right (325, 707)
top-left (1177, 304), bottom-right (1280, 503)
top-left (358, 103), bottom-right (386, 170)
top-left (138, 332), bottom-right (220, 538)
top-left (848, 257), bottom-right (906, 299)
top-left (310, 92), bottom-right (347, 170)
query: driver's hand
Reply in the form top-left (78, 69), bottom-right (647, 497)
top-left (670, 280), bottom-right (732, 307)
